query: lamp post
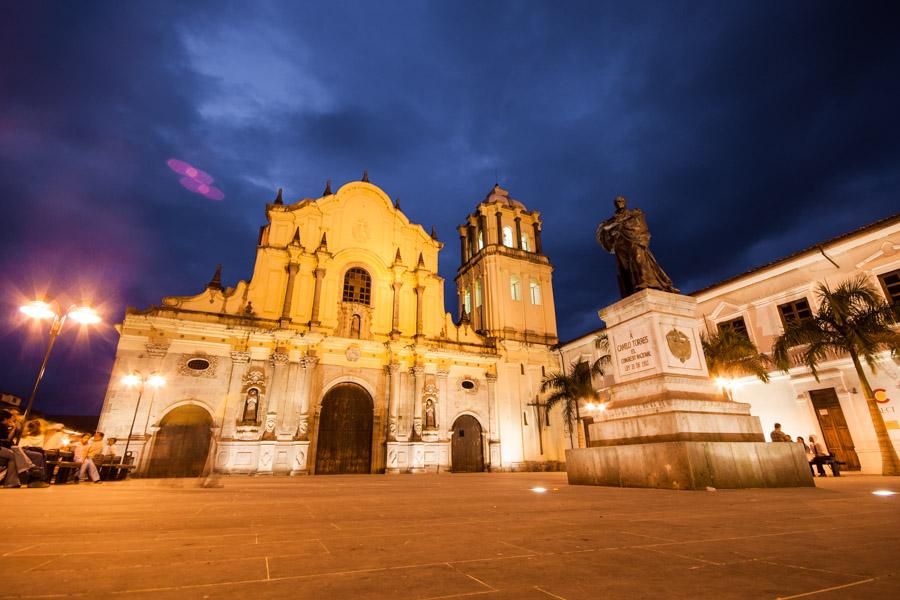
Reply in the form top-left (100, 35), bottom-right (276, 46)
top-left (120, 371), bottom-right (165, 464)
top-left (18, 300), bottom-right (101, 423)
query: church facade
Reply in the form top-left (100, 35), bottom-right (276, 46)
top-left (96, 180), bottom-right (566, 475)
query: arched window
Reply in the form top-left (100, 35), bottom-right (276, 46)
top-left (475, 280), bottom-right (483, 307)
top-left (477, 230), bottom-right (485, 250)
top-left (502, 226), bottom-right (514, 248)
top-left (342, 268), bottom-right (371, 304)
top-left (520, 234), bottom-right (531, 251)
top-left (510, 275), bottom-right (521, 301)
top-left (464, 289), bottom-right (472, 315)
top-left (529, 279), bottom-right (541, 305)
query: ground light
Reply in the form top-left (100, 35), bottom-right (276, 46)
top-left (531, 487), bottom-right (547, 493)
top-left (872, 490), bottom-right (896, 496)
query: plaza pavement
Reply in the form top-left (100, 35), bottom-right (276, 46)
top-left (1, 473), bottom-right (898, 599)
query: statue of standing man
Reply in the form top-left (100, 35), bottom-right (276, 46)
top-left (596, 196), bottom-right (678, 298)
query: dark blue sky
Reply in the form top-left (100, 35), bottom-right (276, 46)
top-left (2, 1), bottom-right (898, 415)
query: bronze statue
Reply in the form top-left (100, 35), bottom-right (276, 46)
top-left (596, 196), bottom-right (678, 298)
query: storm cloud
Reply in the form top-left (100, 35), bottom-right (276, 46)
top-left (2, 1), bottom-right (898, 414)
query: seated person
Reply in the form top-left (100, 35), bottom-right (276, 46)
top-left (87, 432), bottom-right (106, 463)
top-left (808, 434), bottom-right (831, 477)
top-left (102, 437), bottom-right (118, 458)
top-left (70, 433), bottom-right (101, 483)
top-left (0, 410), bottom-right (49, 487)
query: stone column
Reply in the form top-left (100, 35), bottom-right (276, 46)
top-left (532, 222), bottom-right (542, 254)
top-left (281, 262), bottom-right (300, 321)
top-left (485, 372), bottom-right (502, 470)
top-left (388, 362), bottom-right (401, 441)
top-left (436, 369), bottom-right (449, 440)
top-left (391, 281), bottom-right (402, 338)
top-left (279, 358), bottom-right (301, 437)
top-left (309, 267), bottom-right (326, 327)
top-left (265, 352), bottom-right (289, 440)
top-left (296, 356), bottom-right (318, 440)
top-left (222, 351), bottom-right (250, 439)
top-left (412, 365), bottom-right (425, 440)
top-left (467, 225), bottom-right (476, 258)
top-left (458, 229), bottom-right (467, 264)
top-left (495, 212), bottom-right (503, 245)
top-left (514, 216), bottom-right (522, 249)
top-left (415, 286), bottom-right (425, 338)
top-left (478, 214), bottom-right (487, 247)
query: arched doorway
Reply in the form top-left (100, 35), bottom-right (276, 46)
top-left (451, 415), bottom-right (484, 472)
top-left (315, 383), bottom-right (374, 474)
top-left (146, 405), bottom-right (213, 478)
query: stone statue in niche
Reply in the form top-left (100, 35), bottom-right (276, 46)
top-left (596, 195), bottom-right (678, 298)
top-left (424, 398), bottom-right (436, 430)
top-left (242, 388), bottom-right (259, 423)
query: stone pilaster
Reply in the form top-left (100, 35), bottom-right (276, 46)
top-left (309, 267), bottom-right (326, 328)
top-left (485, 372), bottom-right (501, 471)
top-left (281, 262), bottom-right (300, 323)
top-left (436, 369), bottom-right (449, 440)
top-left (388, 362), bottom-right (401, 441)
top-left (295, 356), bottom-right (318, 440)
top-left (414, 286), bottom-right (425, 339)
top-left (391, 281), bottom-right (402, 339)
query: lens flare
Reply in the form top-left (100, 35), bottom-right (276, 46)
top-left (167, 159), bottom-right (213, 184)
top-left (179, 177), bottom-right (225, 201)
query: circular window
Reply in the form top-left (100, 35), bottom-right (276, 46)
top-left (461, 379), bottom-right (476, 391)
top-left (186, 358), bottom-right (210, 371)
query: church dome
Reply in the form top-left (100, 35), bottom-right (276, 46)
top-left (481, 184), bottom-right (525, 210)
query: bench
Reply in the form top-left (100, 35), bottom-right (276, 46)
top-left (811, 455), bottom-right (845, 477)
top-left (45, 459), bottom-right (136, 483)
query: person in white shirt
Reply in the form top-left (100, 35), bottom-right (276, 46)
top-left (102, 437), bottom-right (118, 458)
top-left (71, 433), bottom-right (101, 483)
top-left (808, 434), bottom-right (830, 477)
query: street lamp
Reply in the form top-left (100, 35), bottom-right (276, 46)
top-left (120, 371), bottom-right (165, 464)
top-left (18, 300), bottom-right (101, 423)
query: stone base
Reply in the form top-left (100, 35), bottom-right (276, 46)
top-left (566, 441), bottom-right (814, 490)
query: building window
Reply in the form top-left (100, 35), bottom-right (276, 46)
top-left (510, 275), bottom-right (521, 301)
top-left (778, 298), bottom-right (813, 328)
top-left (475, 280), bottom-right (483, 307)
top-left (464, 289), bottom-right (472, 315)
top-left (529, 279), bottom-right (541, 304)
top-left (521, 234), bottom-right (530, 251)
top-left (717, 316), bottom-right (748, 338)
top-left (879, 269), bottom-right (900, 305)
top-left (477, 230), bottom-right (484, 250)
top-left (342, 267), bottom-right (371, 304)
top-left (502, 226), bottom-right (514, 248)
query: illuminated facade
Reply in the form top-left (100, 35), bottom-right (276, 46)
top-left (97, 180), bottom-right (566, 475)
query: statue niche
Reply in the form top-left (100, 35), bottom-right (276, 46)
top-left (242, 388), bottom-right (260, 424)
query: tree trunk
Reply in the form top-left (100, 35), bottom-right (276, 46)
top-left (574, 399), bottom-right (584, 449)
top-left (850, 353), bottom-right (900, 476)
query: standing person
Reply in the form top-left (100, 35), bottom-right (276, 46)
top-left (770, 423), bottom-right (790, 442)
top-left (71, 433), bottom-right (101, 483)
top-left (808, 434), bottom-right (830, 477)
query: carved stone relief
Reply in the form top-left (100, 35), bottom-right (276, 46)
top-left (177, 353), bottom-right (219, 378)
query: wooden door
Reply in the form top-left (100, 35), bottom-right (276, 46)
top-left (451, 415), bottom-right (484, 472)
top-left (315, 384), bottom-right (374, 474)
top-left (809, 388), bottom-right (861, 470)
top-left (146, 405), bottom-right (212, 478)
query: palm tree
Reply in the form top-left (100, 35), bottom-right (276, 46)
top-left (772, 275), bottom-right (900, 476)
top-left (542, 357), bottom-right (605, 449)
top-left (701, 328), bottom-right (771, 399)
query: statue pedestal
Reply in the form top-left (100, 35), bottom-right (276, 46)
top-left (566, 289), bottom-right (813, 489)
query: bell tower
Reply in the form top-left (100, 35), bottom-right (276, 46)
top-left (455, 185), bottom-right (557, 345)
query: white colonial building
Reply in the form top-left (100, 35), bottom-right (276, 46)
top-left (561, 213), bottom-right (900, 473)
top-left (97, 180), bottom-right (567, 475)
